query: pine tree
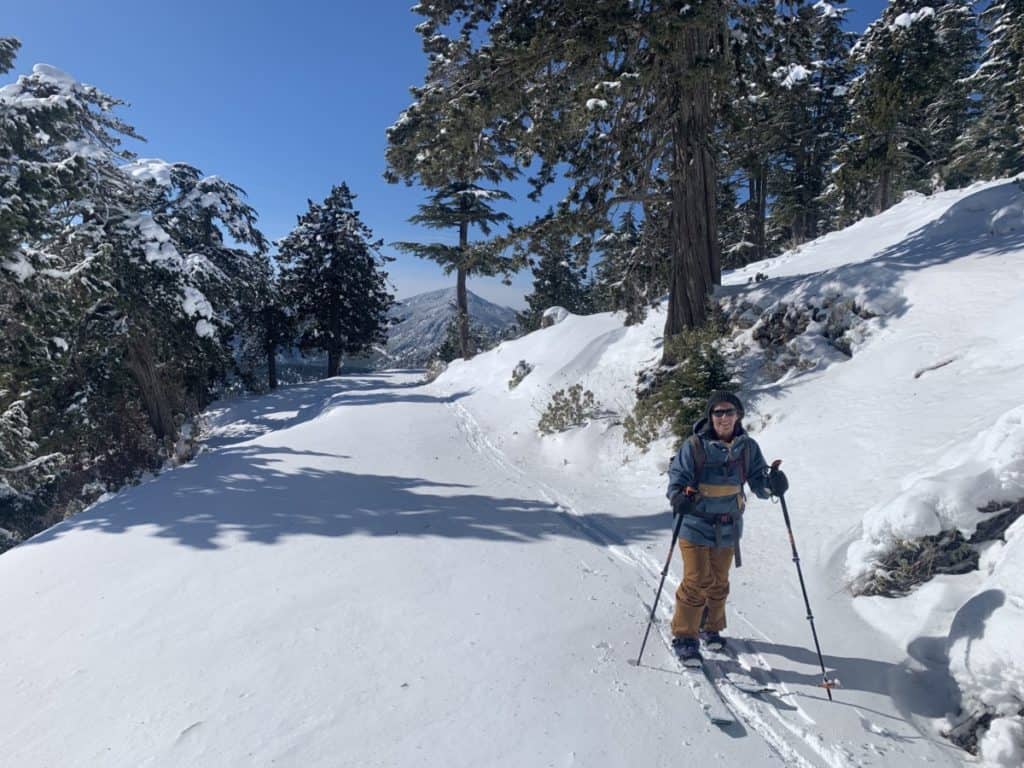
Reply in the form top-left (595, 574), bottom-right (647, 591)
top-left (518, 222), bottom-right (590, 332)
top-left (721, 0), bottom-right (780, 265)
top-left (277, 184), bottom-right (394, 377)
top-left (391, 183), bottom-right (517, 359)
top-left (925, 2), bottom-right (980, 189)
top-left (386, 33), bottom-right (520, 360)
top-left (952, 0), bottom-right (1024, 180)
top-left (829, 2), bottom-right (971, 220)
top-left (2, 53), bottom-right (272, 543)
top-left (768, 0), bottom-right (854, 244)
top-left (591, 209), bottom-right (670, 323)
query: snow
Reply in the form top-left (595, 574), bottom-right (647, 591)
top-left (121, 158), bottom-right (175, 187)
top-left (4, 178), bottom-right (1024, 765)
top-left (585, 98), bottom-right (608, 111)
top-left (775, 63), bottom-right (813, 89)
top-left (1, 251), bottom-right (36, 281)
top-left (541, 305), bottom-right (569, 325)
top-left (893, 8), bottom-right (936, 30)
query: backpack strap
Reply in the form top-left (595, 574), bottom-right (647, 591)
top-left (687, 433), bottom-right (706, 487)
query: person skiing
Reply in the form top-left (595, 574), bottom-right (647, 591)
top-left (666, 391), bottom-right (787, 666)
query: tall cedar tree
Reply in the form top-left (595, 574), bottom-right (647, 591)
top-left (385, 35), bottom-right (520, 360)
top-left (277, 184), bottom-right (394, 378)
top-left (400, 2), bottom-right (729, 364)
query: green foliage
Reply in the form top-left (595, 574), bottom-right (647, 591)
top-left (623, 325), bottom-right (735, 451)
top-left (277, 183), bottom-right (394, 377)
top-left (434, 317), bottom-right (486, 364)
top-left (0, 52), bottom-right (272, 549)
top-left (537, 384), bottom-right (598, 436)
top-left (590, 209), bottom-right (670, 325)
top-left (517, 219), bottom-right (591, 332)
top-left (508, 360), bottom-right (533, 390)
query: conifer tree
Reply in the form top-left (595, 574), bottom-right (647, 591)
top-left (721, 0), bottom-right (780, 264)
top-left (518, 223), bottom-right (590, 332)
top-left (391, 182), bottom-right (516, 359)
top-left (952, 0), bottom-right (1024, 180)
top-left (385, 34), bottom-right (520, 360)
top-left (2, 53), bottom-right (272, 544)
top-left (591, 209), bottom-right (670, 324)
top-left (277, 184), bottom-right (394, 377)
top-left (924, 2), bottom-right (981, 189)
top-left (769, 0), bottom-right (854, 244)
top-left (829, 1), bottom-right (972, 220)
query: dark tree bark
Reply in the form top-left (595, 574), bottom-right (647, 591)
top-left (663, 22), bottom-right (722, 363)
top-left (327, 347), bottom-right (342, 378)
top-left (456, 218), bottom-right (471, 360)
top-left (265, 341), bottom-right (278, 390)
top-left (126, 335), bottom-right (177, 442)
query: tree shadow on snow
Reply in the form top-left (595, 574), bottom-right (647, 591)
top-left (26, 442), bottom-right (667, 551)
top-left (746, 589), bottom-right (1005, 731)
top-left (202, 372), bottom-right (468, 448)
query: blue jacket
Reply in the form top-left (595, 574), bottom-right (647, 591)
top-left (666, 419), bottom-right (771, 548)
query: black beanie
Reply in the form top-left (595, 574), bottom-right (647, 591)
top-left (705, 391), bottom-right (744, 420)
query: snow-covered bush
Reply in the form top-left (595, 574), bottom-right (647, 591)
top-left (508, 360), bottom-right (533, 390)
top-left (537, 384), bottom-right (598, 435)
top-left (623, 325), bottom-right (735, 451)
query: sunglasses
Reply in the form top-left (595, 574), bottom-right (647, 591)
top-left (711, 408), bottom-right (738, 418)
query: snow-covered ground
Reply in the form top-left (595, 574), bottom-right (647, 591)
top-left (2, 178), bottom-right (1023, 766)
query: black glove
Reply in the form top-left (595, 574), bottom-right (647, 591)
top-left (671, 487), bottom-right (697, 517)
top-left (767, 465), bottom-right (789, 497)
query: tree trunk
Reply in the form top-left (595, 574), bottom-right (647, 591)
top-left (749, 164), bottom-right (768, 262)
top-left (876, 164), bottom-right (893, 214)
top-left (456, 265), bottom-right (471, 360)
top-left (456, 216), bottom-right (472, 360)
top-left (662, 20), bottom-right (722, 364)
top-left (126, 335), bottom-right (177, 443)
top-left (327, 347), bottom-right (342, 378)
top-left (265, 341), bottom-right (278, 390)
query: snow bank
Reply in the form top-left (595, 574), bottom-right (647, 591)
top-left (846, 405), bottom-right (1024, 587)
top-left (847, 406), bottom-right (1024, 762)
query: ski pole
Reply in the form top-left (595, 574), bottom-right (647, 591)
top-left (773, 462), bottom-right (837, 701)
top-left (635, 508), bottom-right (685, 667)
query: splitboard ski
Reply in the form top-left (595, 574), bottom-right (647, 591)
top-left (701, 642), bottom-right (780, 697)
top-left (650, 620), bottom-right (737, 726)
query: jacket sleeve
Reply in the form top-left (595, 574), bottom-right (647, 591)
top-left (745, 439), bottom-right (771, 499)
top-left (666, 439), bottom-right (697, 502)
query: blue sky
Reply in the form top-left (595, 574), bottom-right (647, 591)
top-left (5, 1), bottom-right (887, 309)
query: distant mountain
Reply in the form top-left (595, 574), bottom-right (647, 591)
top-left (384, 288), bottom-right (519, 367)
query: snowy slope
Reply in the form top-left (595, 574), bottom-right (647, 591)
top-left (2, 179), bottom-right (1023, 767)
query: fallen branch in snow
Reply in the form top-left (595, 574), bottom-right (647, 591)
top-left (913, 356), bottom-right (958, 379)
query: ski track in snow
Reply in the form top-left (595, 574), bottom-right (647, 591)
top-left (449, 400), bottom-right (856, 768)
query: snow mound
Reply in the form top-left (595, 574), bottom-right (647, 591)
top-left (846, 404), bottom-right (1024, 587)
top-left (541, 306), bottom-right (570, 326)
top-left (990, 201), bottom-right (1024, 236)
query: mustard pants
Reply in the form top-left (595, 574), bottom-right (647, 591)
top-left (670, 540), bottom-right (734, 639)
